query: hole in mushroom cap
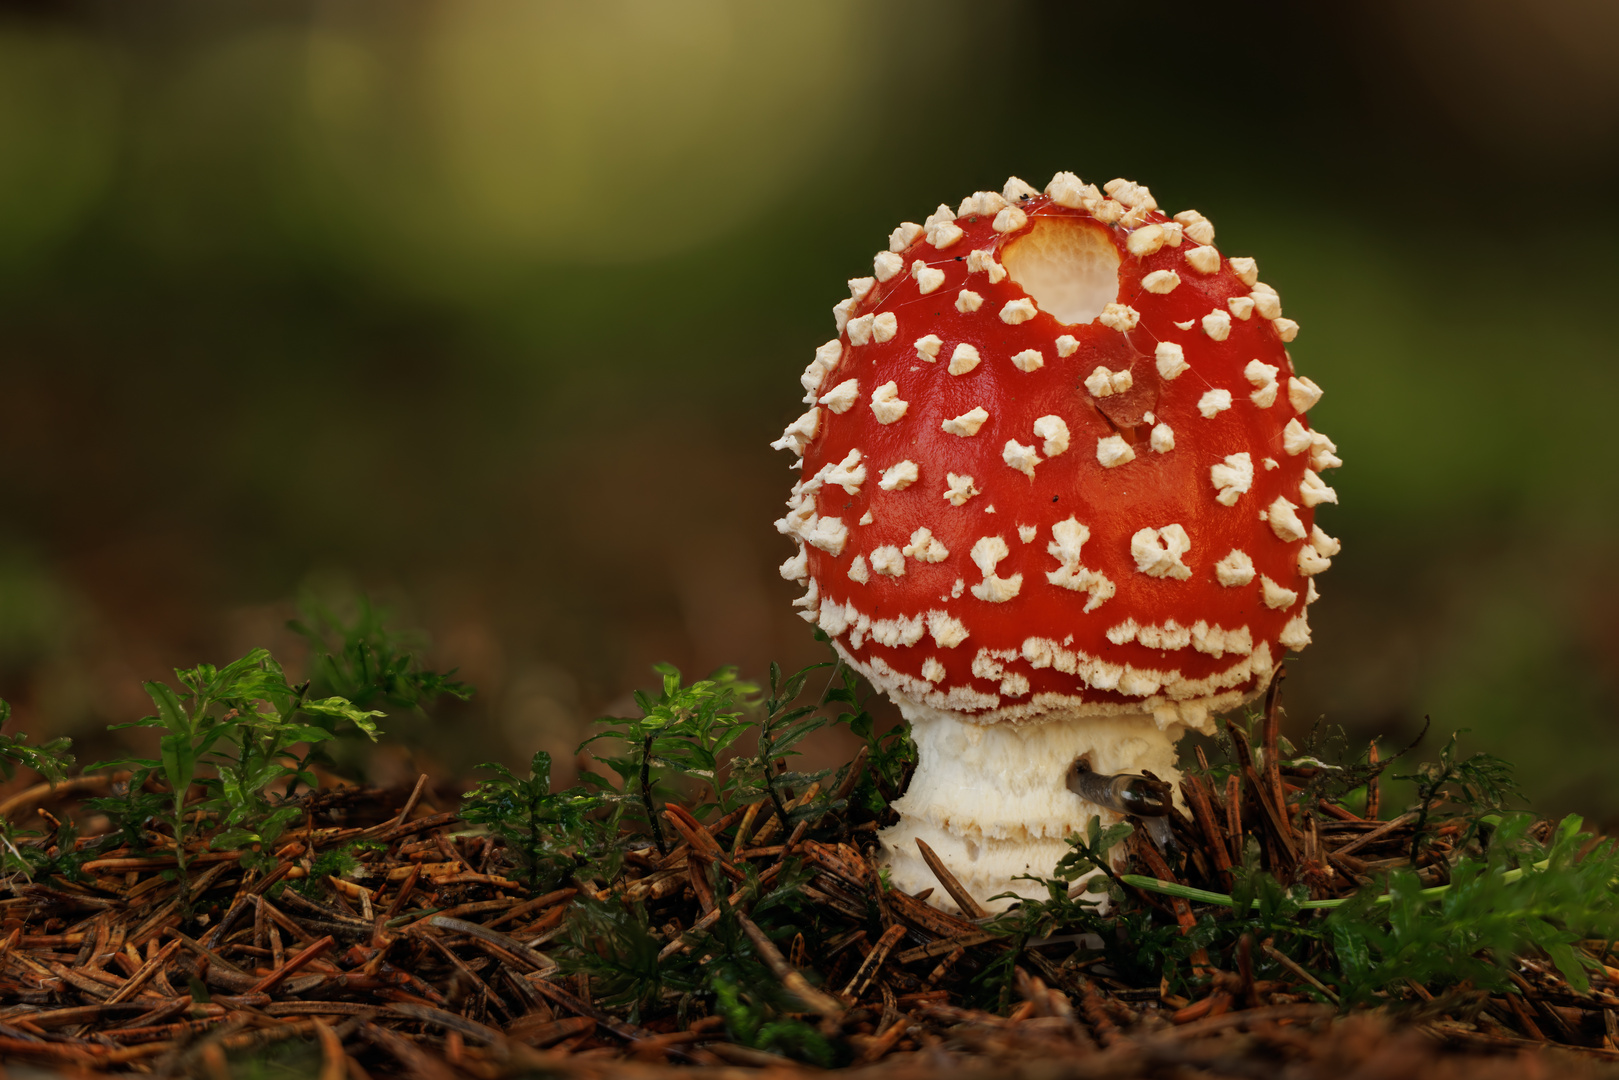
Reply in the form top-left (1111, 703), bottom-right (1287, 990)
top-left (1001, 217), bottom-right (1121, 325)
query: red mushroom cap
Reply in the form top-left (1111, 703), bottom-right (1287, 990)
top-left (774, 174), bottom-right (1341, 732)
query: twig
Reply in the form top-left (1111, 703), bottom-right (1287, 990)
top-left (103, 939), bottom-right (182, 1004)
top-left (1334, 811), bottom-right (1418, 857)
top-left (1181, 773), bottom-right (1233, 887)
top-left (895, 932), bottom-right (997, 964)
top-left (361, 1022), bottom-right (458, 1080)
top-left (247, 935), bottom-right (335, 995)
top-left (1262, 942), bottom-right (1339, 1004)
top-left (0, 772), bottom-right (124, 821)
top-left (855, 1013), bottom-right (911, 1064)
top-left (313, 1018), bottom-right (345, 1080)
top-left (736, 912), bottom-right (844, 1018)
top-left (427, 916), bottom-right (558, 975)
top-left (1132, 828), bottom-right (1200, 941)
top-left (1226, 719), bottom-right (1297, 866)
top-left (392, 773), bottom-right (429, 829)
top-left (385, 1002), bottom-right (506, 1045)
top-left (840, 922), bottom-right (907, 1000)
top-left (484, 887), bottom-right (575, 930)
top-left (1225, 773), bottom-right (1243, 864)
top-left (914, 838), bottom-right (989, 919)
top-left (1366, 739), bottom-right (1381, 820)
top-left (830, 744), bottom-right (869, 807)
top-left (1262, 667), bottom-right (1296, 849)
top-left (730, 801), bottom-right (762, 856)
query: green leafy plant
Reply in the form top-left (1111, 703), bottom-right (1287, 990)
top-left (291, 595), bottom-right (474, 715)
top-left (995, 816), bottom-right (1134, 924)
top-left (1395, 730), bottom-right (1519, 862)
top-left (560, 893), bottom-right (690, 1020)
top-left (558, 859), bottom-right (835, 1065)
top-left (0, 700), bottom-right (74, 785)
top-left (282, 594), bottom-right (474, 782)
top-left (710, 967), bottom-right (837, 1067)
top-left (460, 750), bottom-right (608, 891)
top-left (89, 648), bottom-right (384, 891)
top-left (1061, 726), bottom-right (1619, 1011)
top-left (727, 660), bottom-right (840, 836)
top-left (696, 863), bottom-right (855, 1068)
top-left (1, 811), bottom-right (89, 882)
top-left (0, 601), bottom-right (466, 889)
top-left (579, 664), bottom-right (757, 852)
top-left (976, 817), bottom-right (1132, 1005)
top-left (296, 839), bottom-right (384, 900)
top-left (0, 700), bottom-right (80, 879)
top-left (811, 648), bottom-right (915, 816)
top-left (82, 784), bottom-right (171, 854)
top-left (989, 824), bottom-right (1329, 1006)
top-left (1326, 812), bottom-right (1619, 1004)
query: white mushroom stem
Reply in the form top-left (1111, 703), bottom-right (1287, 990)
top-left (879, 711), bottom-right (1185, 915)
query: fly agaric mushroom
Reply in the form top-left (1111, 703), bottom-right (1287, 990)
top-left (773, 173), bottom-right (1341, 913)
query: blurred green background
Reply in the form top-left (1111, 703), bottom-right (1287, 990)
top-left (0, 0), bottom-right (1615, 819)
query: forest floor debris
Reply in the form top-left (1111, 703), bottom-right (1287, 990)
top-left (4, 648), bottom-right (1619, 1076)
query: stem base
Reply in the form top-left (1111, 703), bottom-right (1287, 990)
top-left (879, 710), bottom-right (1184, 914)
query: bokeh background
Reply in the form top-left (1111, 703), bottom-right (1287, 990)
top-left (1, 0), bottom-right (1616, 819)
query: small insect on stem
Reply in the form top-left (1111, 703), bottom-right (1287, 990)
top-left (1067, 760), bottom-right (1170, 816)
top-left (1067, 759), bottom-right (1180, 854)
